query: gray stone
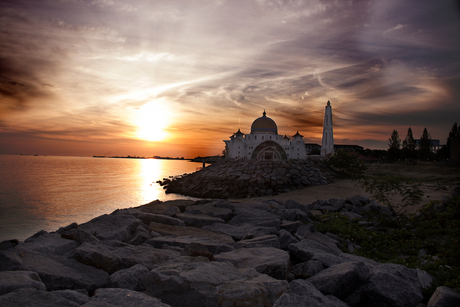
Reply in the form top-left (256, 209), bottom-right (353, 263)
top-left (82, 288), bottom-right (171, 307)
top-left (234, 235), bottom-right (280, 249)
top-left (280, 220), bottom-right (303, 233)
top-left (61, 229), bottom-right (99, 244)
top-left (0, 239), bottom-right (19, 251)
top-left (341, 211), bottom-right (363, 221)
top-left (272, 208), bottom-right (311, 223)
top-left (273, 279), bottom-right (348, 307)
top-left (17, 248), bottom-right (109, 291)
top-left (0, 288), bottom-right (80, 307)
top-left (295, 224), bottom-right (315, 237)
top-left (143, 258), bottom-right (288, 307)
top-left (228, 208), bottom-right (281, 229)
top-left (51, 290), bottom-right (90, 305)
top-left (19, 233), bottom-right (80, 255)
top-left (24, 230), bottom-right (48, 242)
top-left (109, 264), bottom-right (150, 291)
top-left (0, 271), bottom-right (46, 295)
top-left (296, 231), bottom-right (342, 255)
top-left (118, 208), bottom-right (186, 227)
top-left (161, 206), bottom-right (180, 217)
top-left (145, 236), bottom-right (235, 254)
top-left (203, 223), bottom-right (279, 241)
top-left (185, 203), bottom-right (234, 221)
top-left (176, 213), bottom-right (225, 227)
top-left (215, 247), bottom-right (290, 280)
top-left (347, 195), bottom-right (370, 207)
top-left (307, 262), bottom-right (370, 300)
top-left (290, 260), bottom-right (324, 279)
top-left (279, 229), bottom-right (298, 250)
top-left (427, 286), bottom-right (460, 307)
top-left (78, 213), bottom-right (143, 242)
top-left (417, 268), bottom-right (433, 289)
top-left (126, 225), bottom-right (151, 245)
top-left (67, 240), bottom-right (180, 274)
top-left (0, 248), bottom-right (24, 271)
top-left (360, 263), bottom-right (423, 307)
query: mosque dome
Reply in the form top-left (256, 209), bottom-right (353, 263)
top-left (251, 111), bottom-right (278, 134)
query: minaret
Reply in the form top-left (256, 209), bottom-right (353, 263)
top-left (321, 101), bottom-right (334, 156)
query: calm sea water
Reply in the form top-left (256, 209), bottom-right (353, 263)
top-left (0, 155), bottom-right (204, 241)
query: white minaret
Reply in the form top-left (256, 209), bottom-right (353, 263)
top-left (321, 100), bottom-right (334, 156)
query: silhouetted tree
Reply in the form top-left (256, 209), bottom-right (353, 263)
top-left (402, 127), bottom-right (416, 159)
top-left (418, 127), bottom-right (432, 160)
top-left (447, 122), bottom-right (459, 157)
top-left (388, 130), bottom-right (401, 161)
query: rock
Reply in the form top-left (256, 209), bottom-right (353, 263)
top-left (109, 264), bottom-right (150, 291)
top-left (0, 239), bottom-right (19, 251)
top-left (61, 229), bottom-right (99, 244)
top-left (143, 258), bottom-right (288, 307)
top-left (126, 225), bottom-right (151, 245)
top-left (161, 206), bottom-right (180, 217)
top-left (24, 230), bottom-right (48, 242)
top-left (0, 271), bottom-right (46, 295)
top-left (0, 288), bottom-right (80, 307)
top-left (359, 263), bottom-right (423, 307)
top-left (19, 233), bottom-right (80, 255)
top-left (149, 222), bottom-right (234, 245)
top-left (280, 220), bottom-right (303, 233)
top-left (51, 290), bottom-right (90, 305)
top-left (307, 262), bottom-right (370, 300)
top-left (67, 240), bottom-right (180, 274)
top-left (417, 268), bottom-right (433, 289)
top-left (427, 286), bottom-right (460, 307)
top-left (17, 248), bottom-right (109, 291)
top-left (118, 208), bottom-right (186, 227)
top-left (0, 248), bottom-right (24, 271)
top-left (176, 213), bottom-right (225, 227)
top-left (82, 288), bottom-right (171, 307)
top-left (56, 223), bottom-right (78, 234)
top-left (295, 231), bottom-right (343, 255)
top-left (185, 203), bottom-right (234, 221)
top-left (228, 208), bottom-right (281, 229)
top-left (290, 260), bottom-right (324, 279)
top-left (234, 235), bottom-right (280, 249)
top-left (78, 213), bottom-right (143, 242)
top-left (203, 223), bottom-right (279, 241)
top-left (379, 205), bottom-right (394, 217)
top-left (288, 239), bottom-right (343, 267)
top-left (182, 242), bottom-right (215, 261)
top-left (295, 224), bottom-right (315, 237)
top-left (279, 229), bottom-right (298, 250)
top-left (215, 247), bottom-right (290, 280)
top-left (273, 279), bottom-right (348, 307)
top-left (347, 195), bottom-right (370, 207)
top-left (272, 208), bottom-right (311, 223)
top-left (145, 236), bottom-right (235, 254)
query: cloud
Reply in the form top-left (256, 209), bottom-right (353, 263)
top-left (383, 24), bottom-right (407, 35)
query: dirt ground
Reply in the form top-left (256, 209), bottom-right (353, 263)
top-left (253, 162), bottom-right (460, 214)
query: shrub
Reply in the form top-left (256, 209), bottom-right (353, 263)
top-left (326, 150), bottom-right (367, 179)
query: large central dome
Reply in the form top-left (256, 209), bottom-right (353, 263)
top-left (251, 111), bottom-right (278, 134)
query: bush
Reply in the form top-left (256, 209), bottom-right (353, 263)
top-left (326, 150), bottom-right (367, 178)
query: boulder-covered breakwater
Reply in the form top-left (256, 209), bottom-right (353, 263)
top-left (1, 195), bottom-right (459, 307)
top-left (161, 159), bottom-right (335, 199)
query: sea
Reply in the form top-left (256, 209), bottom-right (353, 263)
top-left (0, 155), bottom-right (205, 242)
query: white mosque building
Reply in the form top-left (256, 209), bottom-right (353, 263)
top-left (224, 111), bottom-right (307, 160)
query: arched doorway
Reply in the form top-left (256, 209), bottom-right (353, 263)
top-left (251, 141), bottom-right (287, 160)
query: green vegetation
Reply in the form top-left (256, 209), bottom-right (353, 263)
top-left (325, 149), bottom-right (367, 179)
top-left (314, 168), bottom-right (460, 300)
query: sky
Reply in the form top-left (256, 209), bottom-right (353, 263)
top-left (1, 0), bottom-right (459, 158)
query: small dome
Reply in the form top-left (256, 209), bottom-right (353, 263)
top-left (251, 111), bottom-right (278, 134)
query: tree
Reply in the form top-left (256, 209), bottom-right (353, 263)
top-left (418, 127), bottom-right (432, 160)
top-left (388, 130), bottom-right (401, 161)
top-left (446, 122), bottom-right (459, 159)
top-left (402, 127), bottom-right (416, 160)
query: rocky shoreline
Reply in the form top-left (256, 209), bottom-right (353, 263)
top-left (160, 159), bottom-right (335, 199)
top-left (1, 193), bottom-right (459, 306)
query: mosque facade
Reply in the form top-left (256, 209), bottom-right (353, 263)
top-left (224, 111), bottom-right (307, 160)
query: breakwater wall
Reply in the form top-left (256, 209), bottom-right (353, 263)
top-left (161, 159), bottom-right (335, 199)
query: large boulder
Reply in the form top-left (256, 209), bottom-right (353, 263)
top-left (0, 288), bottom-right (80, 307)
top-left (143, 257), bottom-right (288, 307)
top-left (288, 239), bottom-right (343, 267)
top-left (78, 213), bottom-right (143, 242)
top-left (307, 262), bottom-right (370, 300)
top-left (109, 264), bottom-right (150, 291)
top-left (228, 208), bottom-right (281, 229)
top-left (51, 290), bottom-right (90, 305)
top-left (148, 222), bottom-right (234, 244)
top-left (116, 208), bottom-right (186, 227)
top-left (145, 236), bottom-right (234, 254)
top-left (0, 271), bottom-right (46, 295)
top-left (234, 235), bottom-right (280, 249)
top-left (290, 260), bottom-right (324, 279)
top-left (202, 224), bottom-right (279, 241)
top-left (18, 233), bottom-right (80, 255)
top-left (16, 248), bottom-right (109, 291)
top-left (67, 240), bottom-right (180, 274)
top-left (176, 213), bottom-right (225, 228)
top-left (273, 279), bottom-right (349, 307)
top-left (358, 263), bottom-right (423, 307)
top-left (215, 247), bottom-right (290, 280)
top-left (427, 286), bottom-right (460, 307)
top-left (81, 288), bottom-right (171, 307)
top-left (185, 203), bottom-right (234, 221)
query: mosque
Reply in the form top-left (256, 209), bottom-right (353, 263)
top-left (224, 102), bottom-right (334, 160)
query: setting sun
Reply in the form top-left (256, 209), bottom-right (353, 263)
top-left (136, 100), bottom-right (173, 142)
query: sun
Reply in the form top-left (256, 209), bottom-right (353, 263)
top-left (136, 100), bottom-right (173, 142)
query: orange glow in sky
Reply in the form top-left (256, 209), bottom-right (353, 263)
top-left (1, 1), bottom-right (459, 157)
